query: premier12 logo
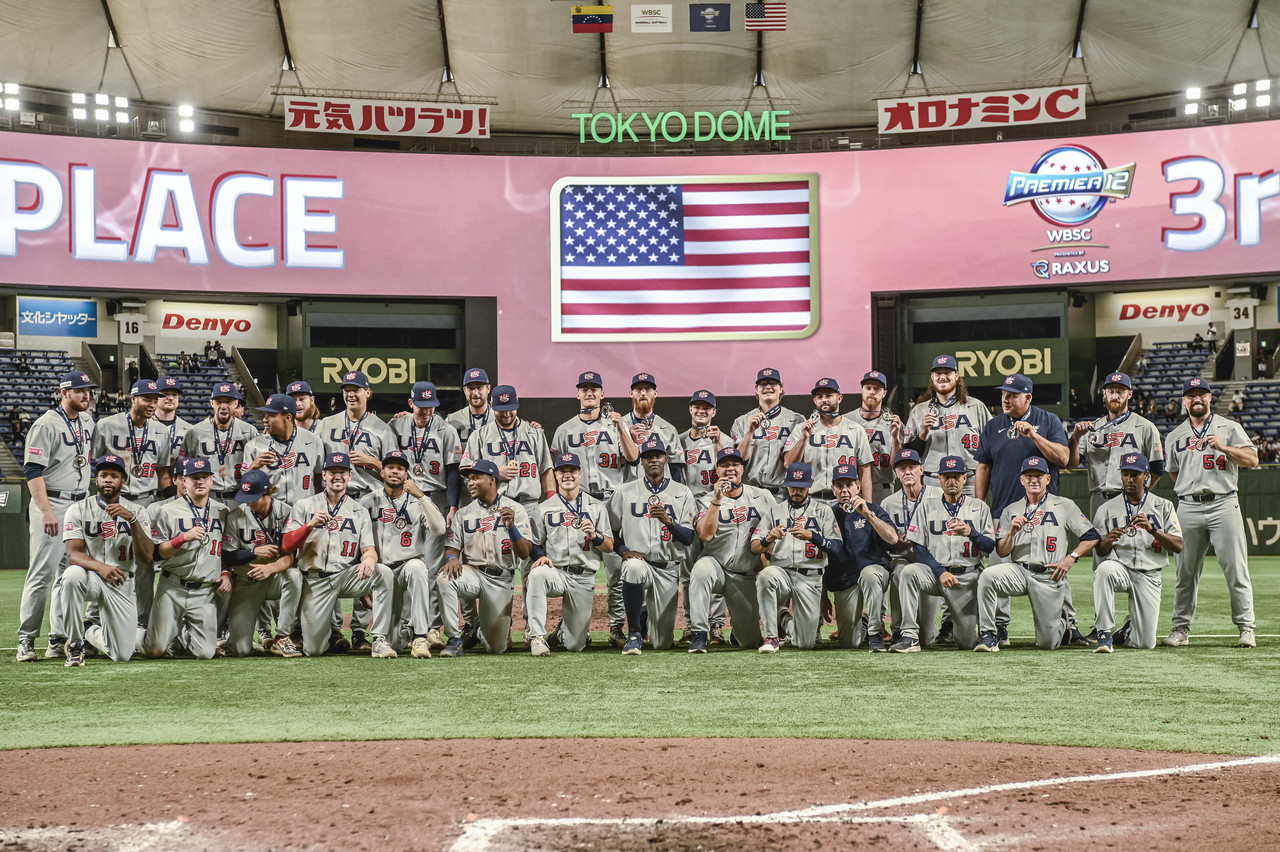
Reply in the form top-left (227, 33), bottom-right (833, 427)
top-left (1003, 144), bottom-right (1135, 280)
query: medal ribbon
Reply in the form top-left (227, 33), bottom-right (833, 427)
top-left (900, 488), bottom-right (924, 532)
top-left (1123, 493), bottom-right (1148, 532)
top-left (210, 419), bottom-right (233, 468)
top-left (251, 502), bottom-right (281, 546)
top-left (1190, 413), bottom-right (1215, 442)
top-left (343, 412), bottom-right (366, 449)
top-left (558, 492), bottom-right (584, 525)
top-left (126, 415), bottom-right (150, 462)
top-left (384, 488), bottom-right (411, 528)
top-left (58, 408), bottom-right (86, 460)
top-left (184, 495), bottom-right (211, 533)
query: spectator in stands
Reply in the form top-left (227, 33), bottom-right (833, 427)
top-left (17, 409), bottom-right (31, 439)
top-left (177, 351), bottom-right (189, 372)
top-left (1163, 398), bottom-right (1178, 418)
top-left (1230, 388), bottom-right (1245, 413)
top-left (16, 353), bottom-right (32, 374)
top-left (126, 360), bottom-right (140, 387)
top-left (1257, 348), bottom-right (1270, 379)
top-left (8, 406), bottom-right (22, 438)
top-left (203, 341), bottom-right (215, 365)
top-left (1135, 354), bottom-right (1149, 375)
top-left (235, 380), bottom-right (245, 398)
top-left (1267, 437), bottom-right (1280, 464)
top-left (1069, 387), bottom-right (1082, 419)
top-left (214, 342), bottom-right (227, 368)
top-left (1206, 323), bottom-right (1219, 354)
top-left (113, 389), bottom-right (126, 411)
top-left (1191, 332), bottom-right (1205, 352)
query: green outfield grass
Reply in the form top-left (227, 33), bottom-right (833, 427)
top-left (2, 561), bottom-right (1277, 754)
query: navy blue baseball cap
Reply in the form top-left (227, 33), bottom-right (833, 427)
top-left (1183, 377), bottom-right (1212, 395)
top-left (553, 451), bottom-right (582, 470)
top-left (811, 377), bottom-right (840, 394)
top-left (937, 455), bottom-right (968, 474)
top-left (130, 379), bottom-right (160, 397)
top-left (340, 370), bottom-right (370, 389)
top-left (831, 463), bottom-right (857, 482)
top-left (639, 436), bottom-right (668, 457)
top-left (997, 374), bottom-right (1034, 394)
top-left (209, 381), bottom-right (243, 401)
top-left (893, 448), bottom-right (922, 466)
top-left (59, 370), bottom-right (97, 390)
top-left (410, 381), bottom-right (439, 408)
top-left (756, 367), bottom-right (782, 384)
top-left (256, 393), bottom-right (297, 416)
top-left (631, 372), bottom-right (657, 388)
top-left (93, 453), bottom-right (129, 476)
top-left (234, 469), bottom-right (271, 503)
top-left (1020, 456), bottom-right (1050, 474)
top-left (462, 367), bottom-right (490, 386)
top-left (784, 463), bottom-right (814, 488)
top-left (576, 370), bottom-right (603, 388)
top-left (382, 449), bottom-right (411, 468)
top-left (689, 389), bottom-right (717, 407)
top-left (1119, 452), bottom-right (1150, 473)
top-left (467, 459), bottom-right (501, 479)
top-left (862, 370), bottom-right (889, 388)
top-left (157, 376), bottom-right (183, 394)
top-left (184, 457), bottom-right (213, 477)
top-left (931, 355), bottom-right (959, 372)
top-left (172, 457), bottom-right (190, 477)
top-left (1103, 372), bottom-right (1133, 389)
top-left (716, 446), bottom-right (745, 465)
top-left (323, 452), bottom-right (352, 471)
top-left (491, 385), bottom-right (520, 411)
top-left (285, 380), bottom-right (313, 396)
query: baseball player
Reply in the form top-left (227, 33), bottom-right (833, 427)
top-left (892, 455), bottom-right (996, 652)
top-left (621, 373), bottom-right (683, 482)
top-left (610, 436), bottom-right (697, 655)
top-left (883, 449), bottom-right (943, 645)
top-left (731, 368), bottom-right (806, 493)
top-left (446, 367), bottom-right (493, 444)
top-left (59, 454), bottom-right (154, 665)
top-left (243, 394), bottom-right (325, 506)
top-left (783, 377), bottom-right (874, 501)
top-left (1067, 372), bottom-right (1166, 517)
top-left (686, 446), bottom-right (776, 653)
top-left (677, 389), bottom-right (729, 645)
top-left (525, 452), bottom-right (615, 655)
top-left (1092, 452), bottom-right (1183, 652)
top-left (318, 370), bottom-right (396, 501)
top-left (222, 469), bottom-right (301, 658)
top-left (152, 376), bottom-right (192, 495)
top-left (845, 370), bottom-right (905, 503)
top-left (905, 355), bottom-right (990, 496)
top-left (753, 463), bottom-right (842, 652)
top-left (282, 452), bottom-right (398, 658)
top-left (144, 457), bottom-right (231, 659)
top-left (360, 449), bottom-right (446, 658)
top-left (551, 371), bottom-right (638, 647)
top-left (437, 459), bottom-right (534, 657)
top-left (180, 381), bottom-right (259, 502)
top-left (461, 385), bottom-right (554, 508)
top-left (823, 464), bottom-right (900, 650)
top-left (285, 380), bottom-right (322, 433)
top-left (976, 457), bottom-right (1100, 651)
top-left (17, 369), bottom-right (97, 662)
top-left (1162, 377), bottom-right (1258, 648)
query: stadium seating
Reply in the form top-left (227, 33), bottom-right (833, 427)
top-left (1132, 342), bottom-right (1215, 436)
top-left (0, 349), bottom-right (77, 464)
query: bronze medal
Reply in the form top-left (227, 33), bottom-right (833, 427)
top-left (131, 464), bottom-right (144, 477)
top-left (647, 494), bottom-right (663, 508)
top-left (74, 454), bottom-right (88, 468)
top-left (394, 517), bottom-right (408, 530)
top-left (413, 463), bottom-right (426, 477)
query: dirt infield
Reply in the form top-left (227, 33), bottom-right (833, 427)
top-left (0, 739), bottom-right (1275, 851)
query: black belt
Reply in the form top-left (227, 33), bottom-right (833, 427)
top-left (46, 490), bottom-right (87, 500)
top-left (1022, 564), bottom-right (1052, 574)
top-left (647, 560), bottom-right (670, 569)
top-left (1184, 491), bottom-right (1235, 504)
top-left (785, 566), bottom-right (824, 576)
top-left (478, 565), bottom-right (512, 577)
top-left (161, 569), bottom-right (216, 589)
top-left (811, 490), bottom-right (835, 502)
top-left (563, 565), bottom-right (593, 576)
top-left (213, 488), bottom-right (239, 498)
top-left (1100, 489), bottom-right (1122, 500)
top-left (304, 567), bottom-right (343, 578)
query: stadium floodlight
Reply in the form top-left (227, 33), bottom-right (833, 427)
top-left (1230, 97), bottom-right (1247, 111)
top-left (1185, 87), bottom-right (1201, 100)
top-left (1257, 94), bottom-right (1271, 108)
top-left (3, 82), bottom-right (17, 96)
top-left (1184, 103), bottom-right (1200, 115)
top-left (115, 111), bottom-right (129, 123)
top-left (94, 107), bottom-right (109, 121)
top-left (177, 103), bottom-right (194, 117)
top-left (72, 107), bottom-right (87, 120)
top-left (72, 92), bottom-right (87, 104)
top-left (115, 96), bottom-right (128, 108)
top-left (3, 98), bottom-right (17, 111)
top-left (1233, 82), bottom-right (1248, 96)
top-left (95, 93), bottom-right (109, 105)
top-left (179, 118), bottom-right (195, 132)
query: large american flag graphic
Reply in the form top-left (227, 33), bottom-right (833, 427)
top-left (551, 175), bottom-right (819, 341)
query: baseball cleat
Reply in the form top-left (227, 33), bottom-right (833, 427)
top-left (45, 638), bottom-right (67, 660)
top-left (890, 636), bottom-right (920, 653)
top-left (1162, 627), bottom-right (1190, 647)
top-left (253, 639), bottom-right (267, 654)
top-left (64, 643), bottom-right (85, 667)
top-left (1093, 631), bottom-right (1113, 654)
top-left (676, 629), bottom-right (692, 646)
top-left (1113, 618), bottom-right (1132, 648)
top-left (273, 636), bottom-right (302, 658)
top-left (351, 632), bottom-right (373, 653)
top-left (935, 620), bottom-right (954, 645)
top-left (996, 625), bottom-right (1010, 647)
top-left (758, 637), bottom-right (780, 654)
top-left (16, 639), bottom-right (36, 663)
top-left (529, 636), bottom-right (551, 657)
top-left (867, 633), bottom-right (887, 653)
top-left (608, 625), bottom-right (627, 647)
top-left (974, 632), bottom-right (999, 652)
top-left (410, 637), bottom-right (433, 659)
top-left (1081, 628), bottom-right (1100, 646)
top-left (622, 633), bottom-right (643, 655)
top-left (327, 634), bottom-right (351, 654)
top-left (426, 627), bottom-right (446, 650)
top-left (1238, 628), bottom-right (1256, 648)
top-left (440, 637), bottom-right (464, 658)
top-left (370, 637), bottom-right (397, 658)
top-left (708, 625), bottom-right (726, 645)
top-left (688, 631), bottom-right (708, 654)
top-left (1065, 626), bottom-right (1090, 647)
top-left (546, 629), bottom-right (566, 651)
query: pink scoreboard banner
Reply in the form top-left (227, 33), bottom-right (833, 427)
top-left (2, 120), bottom-right (1279, 397)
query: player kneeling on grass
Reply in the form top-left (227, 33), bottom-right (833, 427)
top-left (60, 454), bottom-right (155, 666)
top-left (222, 470), bottom-right (301, 658)
top-left (892, 456), bottom-right (995, 652)
top-left (283, 452), bottom-right (397, 659)
top-left (525, 452), bottom-right (614, 656)
top-left (686, 447), bottom-right (776, 653)
top-left (975, 457), bottom-right (1101, 652)
top-left (361, 449), bottom-right (446, 658)
top-left (823, 464), bottom-right (899, 651)
top-left (144, 458), bottom-right (230, 659)
top-left (1091, 453), bottom-right (1183, 652)
top-left (437, 459), bottom-right (533, 657)
top-left (752, 463), bottom-right (842, 653)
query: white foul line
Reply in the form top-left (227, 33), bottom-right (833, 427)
top-left (447, 754), bottom-right (1280, 852)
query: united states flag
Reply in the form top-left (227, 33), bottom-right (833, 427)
top-left (745, 2), bottom-right (786, 31)
top-left (552, 176), bottom-right (817, 340)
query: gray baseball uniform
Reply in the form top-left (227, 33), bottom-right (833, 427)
top-left (360, 488), bottom-right (445, 647)
top-left (438, 496), bottom-right (533, 653)
top-left (60, 495), bottom-right (151, 661)
top-left (905, 397), bottom-right (990, 494)
top-left (884, 484), bottom-right (943, 641)
top-left (1092, 493), bottom-right (1180, 648)
top-left (898, 494), bottom-right (994, 650)
top-left (318, 411), bottom-right (397, 497)
top-left (1080, 411), bottom-right (1166, 514)
top-left (527, 492), bottom-right (614, 651)
top-left (730, 406), bottom-right (806, 490)
top-left (845, 410), bottom-right (897, 502)
top-left (92, 412), bottom-right (170, 502)
top-left (145, 496), bottom-right (230, 659)
top-left (620, 412), bottom-right (682, 482)
top-left (783, 416), bottom-right (874, 497)
top-left (686, 485), bottom-right (776, 645)
top-left (447, 406), bottom-right (490, 444)
top-left (224, 497), bottom-right (299, 656)
top-left (151, 413), bottom-right (193, 467)
top-left (676, 427), bottom-right (730, 632)
top-left (754, 498), bottom-right (842, 649)
top-left (181, 417), bottom-right (259, 495)
top-left (241, 427), bottom-right (326, 506)
top-left (1164, 414), bottom-right (1254, 632)
top-left (462, 418), bottom-right (553, 506)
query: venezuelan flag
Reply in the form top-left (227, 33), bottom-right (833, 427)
top-left (572, 5), bottom-right (614, 33)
